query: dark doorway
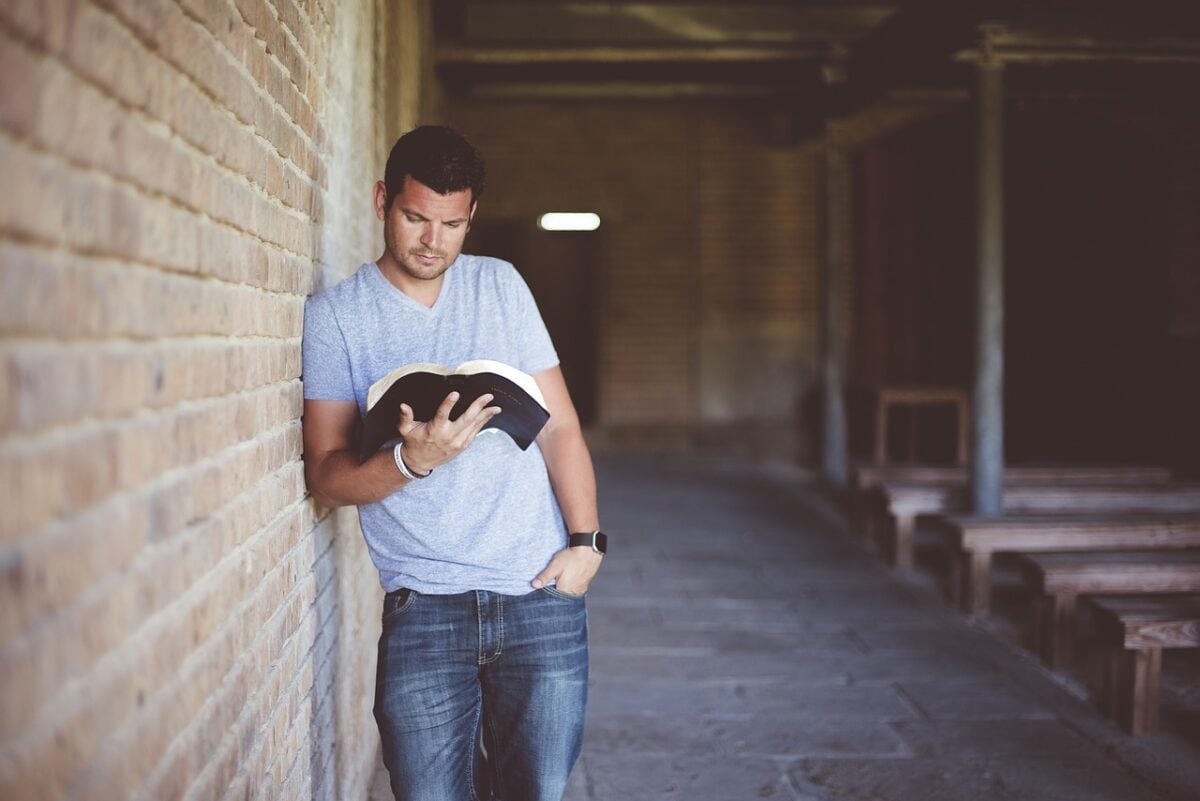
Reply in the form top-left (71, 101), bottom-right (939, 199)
top-left (1005, 108), bottom-right (1172, 464)
top-left (467, 219), bottom-right (601, 426)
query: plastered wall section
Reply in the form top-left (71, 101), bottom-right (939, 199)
top-left (0, 0), bottom-right (413, 799)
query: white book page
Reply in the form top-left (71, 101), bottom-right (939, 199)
top-left (453, 359), bottom-right (547, 408)
top-left (366, 360), bottom-right (547, 411)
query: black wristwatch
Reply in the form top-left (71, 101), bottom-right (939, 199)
top-left (569, 530), bottom-right (607, 555)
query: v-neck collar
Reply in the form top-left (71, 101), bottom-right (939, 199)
top-left (369, 259), bottom-right (455, 314)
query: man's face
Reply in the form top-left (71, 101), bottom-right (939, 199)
top-left (376, 177), bottom-right (475, 284)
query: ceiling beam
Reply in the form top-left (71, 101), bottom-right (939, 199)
top-left (435, 43), bottom-right (826, 65)
top-left (953, 13), bottom-right (1200, 65)
top-left (955, 40), bottom-right (1200, 65)
top-left (464, 82), bottom-right (783, 100)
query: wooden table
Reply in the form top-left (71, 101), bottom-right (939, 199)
top-left (932, 514), bottom-right (1200, 616)
top-left (1016, 549), bottom-right (1200, 668)
top-left (873, 386), bottom-right (970, 466)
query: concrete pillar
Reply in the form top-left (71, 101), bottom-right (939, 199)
top-left (971, 54), bottom-right (1005, 515)
top-left (821, 128), bottom-right (850, 488)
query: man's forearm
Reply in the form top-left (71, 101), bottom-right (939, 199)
top-left (531, 421), bottom-right (603, 595)
top-left (540, 425), bottom-right (599, 533)
top-left (305, 447), bottom-right (409, 508)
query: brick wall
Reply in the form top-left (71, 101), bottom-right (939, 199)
top-left (442, 103), bottom-right (699, 427)
top-left (0, 1), bottom-right (424, 798)
top-left (441, 100), bottom-right (833, 454)
top-left (441, 98), bottom-right (952, 457)
top-left (695, 116), bottom-right (821, 427)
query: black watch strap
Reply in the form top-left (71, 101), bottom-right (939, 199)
top-left (569, 530), bottom-right (607, 554)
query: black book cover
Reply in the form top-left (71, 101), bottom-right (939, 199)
top-left (358, 360), bottom-right (550, 462)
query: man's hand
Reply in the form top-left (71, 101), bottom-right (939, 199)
top-left (398, 390), bottom-right (501, 474)
top-left (531, 547), bottom-right (603, 596)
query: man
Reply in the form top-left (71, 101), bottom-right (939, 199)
top-left (301, 125), bottom-right (604, 801)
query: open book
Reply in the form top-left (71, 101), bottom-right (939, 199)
top-left (358, 359), bottom-right (550, 462)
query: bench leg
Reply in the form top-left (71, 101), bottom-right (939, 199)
top-left (957, 549), bottom-right (993, 616)
top-left (948, 549), bottom-right (964, 606)
top-left (1030, 592), bottom-right (1077, 668)
top-left (868, 510), bottom-right (893, 560)
top-left (851, 493), bottom-right (866, 538)
top-left (874, 402), bottom-right (888, 465)
top-left (955, 399), bottom-right (969, 465)
top-left (864, 509), bottom-right (881, 552)
top-left (891, 512), bottom-right (916, 569)
top-left (1111, 648), bottom-right (1162, 736)
top-left (1081, 635), bottom-right (1111, 716)
top-left (860, 496), bottom-right (884, 542)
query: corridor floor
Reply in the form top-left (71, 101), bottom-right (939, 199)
top-left (372, 451), bottom-right (1200, 801)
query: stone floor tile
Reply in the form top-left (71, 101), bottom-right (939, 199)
top-left (589, 621), bottom-right (863, 653)
top-left (843, 651), bottom-right (1014, 684)
top-left (562, 757), bottom-right (590, 801)
top-left (988, 757), bottom-right (1170, 801)
top-left (890, 719), bottom-right (1097, 760)
top-left (712, 716), bottom-right (913, 760)
top-left (587, 677), bottom-right (750, 719)
top-left (590, 647), bottom-right (857, 684)
top-left (736, 683), bottom-right (919, 721)
top-left (579, 754), bottom-right (799, 801)
top-left (583, 715), bottom-right (727, 756)
top-left (850, 626), bottom-right (1012, 660)
top-left (794, 756), bottom-right (1012, 801)
top-left (893, 678), bottom-right (1056, 720)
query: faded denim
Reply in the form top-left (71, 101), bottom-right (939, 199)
top-left (374, 587), bottom-right (589, 801)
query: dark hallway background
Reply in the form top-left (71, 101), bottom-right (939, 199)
top-left (1005, 105), bottom-right (1175, 467)
top-left (468, 220), bottom-right (603, 426)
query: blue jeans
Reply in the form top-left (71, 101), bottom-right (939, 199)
top-left (374, 587), bottom-right (589, 801)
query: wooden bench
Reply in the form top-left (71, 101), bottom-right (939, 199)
top-left (1079, 594), bottom-right (1200, 735)
top-left (1016, 550), bottom-right (1200, 668)
top-left (930, 514), bottom-right (1200, 616)
top-left (853, 465), bottom-right (1173, 549)
top-left (870, 481), bottom-right (1199, 568)
top-left (851, 464), bottom-right (1172, 494)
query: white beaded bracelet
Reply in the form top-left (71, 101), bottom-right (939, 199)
top-left (393, 441), bottom-right (431, 480)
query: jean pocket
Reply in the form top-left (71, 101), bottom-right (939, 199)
top-left (382, 588), bottom-right (417, 623)
top-left (540, 585), bottom-right (586, 601)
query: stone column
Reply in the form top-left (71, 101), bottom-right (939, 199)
top-left (821, 125), bottom-right (850, 488)
top-left (971, 48), bottom-right (1005, 515)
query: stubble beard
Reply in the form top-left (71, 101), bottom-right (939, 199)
top-left (382, 229), bottom-right (455, 283)
top-left (397, 248), bottom-right (451, 282)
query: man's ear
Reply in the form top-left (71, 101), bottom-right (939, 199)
top-left (373, 181), bottom-right (388, 220)
top-left (467, 201), bottom-right (478, 229)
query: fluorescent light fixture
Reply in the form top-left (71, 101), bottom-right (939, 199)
top-left (538, 212), bottom-right (601, 232)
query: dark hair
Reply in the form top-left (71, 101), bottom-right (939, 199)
top-left (383, 125), bottom-right (486, 210)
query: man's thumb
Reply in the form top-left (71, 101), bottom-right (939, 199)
top-left (396, 403), bottom-right (414, 435)
top-left (531, 565), bottom-right (557, 589)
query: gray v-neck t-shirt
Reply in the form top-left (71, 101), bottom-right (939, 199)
top-left (302, 256), bottom-right (565, 595)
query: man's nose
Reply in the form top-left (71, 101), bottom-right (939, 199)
top-left (420, 223), bottom-right (439, 248)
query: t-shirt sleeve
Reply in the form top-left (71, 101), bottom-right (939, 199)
top-left (506, 268), bottom-right (559, 375)
top-left (302, 294), bottom-right (356, 401)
